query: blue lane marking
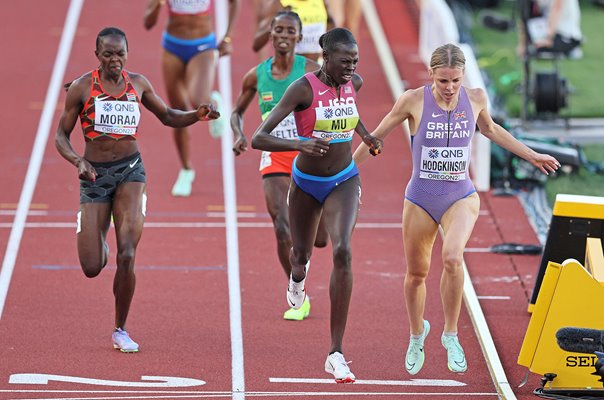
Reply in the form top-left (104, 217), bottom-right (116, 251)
top-left (33, 265), bottom-right (225, 271)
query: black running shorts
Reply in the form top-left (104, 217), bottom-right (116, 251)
top-left (79, 152), bottom-right (146, 203)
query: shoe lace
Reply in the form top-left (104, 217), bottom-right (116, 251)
top-left (443, 337), bottom-right (465, 361)
top-left (407, 338), bottom-right (423, 361)
top-left (114, 328), bottom-right (131, 339)
top-left (288, 279), bottom-right (305, 295)
top-left (331, 353), bottom-right (352, 372)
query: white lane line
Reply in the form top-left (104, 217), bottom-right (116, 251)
top-left (0, 210), bottom-right (49, 216)
top-left (365, 1), bottom-right (515, 399)
top-left (0, 0), bottom-right (84, 319)
top-left (1, 391), bottom-right (230, 394)
top-left (269, 378), bottom-right (466, 386)
top-left (9, 374), bottom-right (205, 387)
top-left (0, 222), bottom-right (403, 229)
top-left (2, 392), bottom-right (500, 399)
top-left (361, 0), bottom-right (405, 98)
top-left (464, 247), bottom-right (493, 253)
top-left (462, 263), bottom-right (517, 399)
top-left (214, 2), bottom-right (244, 399)
top-left (477, 296), bottom-right (512, 300)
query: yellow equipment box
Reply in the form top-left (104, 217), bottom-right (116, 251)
top-left (518, 240), bottom-right (604, 389)
top-left (529, 194), bottom-right (604, 312)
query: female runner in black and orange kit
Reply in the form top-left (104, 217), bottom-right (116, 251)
top-left (55, 27), bottom-right (218, 353)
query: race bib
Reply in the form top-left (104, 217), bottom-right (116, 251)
top-left (419, 145), bottom-right (469, 181)
top-left (312, 98), bottom-right (358, 142)
top-left (94, 100), bottom-right (140, 135)
top-left (270, 113), bottom-right (298, 140)
top-left (296, 22), bottom-right (324, 54)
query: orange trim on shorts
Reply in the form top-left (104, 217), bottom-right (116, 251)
top-left (260, 151), bottom-right (297, 176)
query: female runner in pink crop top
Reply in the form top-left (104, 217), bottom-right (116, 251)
top-left (251, 28), bottom-right (382, 383)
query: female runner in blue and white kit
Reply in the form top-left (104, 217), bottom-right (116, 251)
top-left (144, 0), bottom-right (239, 197)
top-left (55, 27), bottom-right (218, 353)
top-left (252, 28), bottom-right (382, 383)
top-left (354, 43), bottom-right (560, 375)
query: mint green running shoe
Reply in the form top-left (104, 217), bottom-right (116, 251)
top-left (441, 334), bottom-right (467, 372)
top-left (171, 168), bottom-right (195, 197)
top-left (405, 319), bottom-right (430, 375)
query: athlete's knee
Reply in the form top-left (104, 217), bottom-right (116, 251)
top-left (405, 268), bottom-right (428, 285)
top-left (290, 247), bottom-right (311, 267)
top-left (442, 252), bottom-right (464, 275)
top-left (332, 242), bottom-right (352, 269)
top-left (80, 260), bottom-right (104, 278)
top-left (273, 217), bottom-right (291, 244)
top-left (313, 230), bottom-right (329, 248)
top-left (116, 246), bottom-right (136, 271)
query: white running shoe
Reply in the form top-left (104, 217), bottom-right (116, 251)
top-left (441, 334), bottom-right (467, 372)
top-left (325, 352), bottom-right (355, 383)
top-left (112, 328), bottom-right (139, 353)
top-left (405, 319), bottom-right (430, 375)
top-left (286, 273), bottom-right (306, 310)
top-left (171, 169), bottom-right (195, 197)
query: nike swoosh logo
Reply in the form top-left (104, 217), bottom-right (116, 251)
top-left (319, 89), bottom-right (330, 95)
top-left (432, 112), bottom-right (445, 118)
top-left (129, 158), bottom-right (140, 168)
top-left (197, 44), bottom-right (211, 52)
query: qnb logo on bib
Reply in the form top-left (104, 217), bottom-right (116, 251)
top-left (419, 145), bottom-right (469, 181)
top-left (313, 97), bottom-right (359, 141)
top-left (95, 100), bottom-right (141, 135)
top-left (270, 113), bottom-right (298, 140)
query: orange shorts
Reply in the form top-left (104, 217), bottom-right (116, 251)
top-left (259, 150), bottom-right (297, 176)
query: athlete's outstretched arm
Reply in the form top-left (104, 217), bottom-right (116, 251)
top-left (133, 74), bottom-right (219, 127)
top-left (472, 88), bottom-right (560, 174)
top-left (231, 67), bottom-right (258, 155)
top-left (350, 75), bottom-right (382, 156)
top-left (353, 89), bottom-right (415, 165)
top-left (355, 119), bottom-right (383, 157)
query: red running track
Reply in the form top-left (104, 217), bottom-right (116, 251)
top-left (0, 0), bottom-right (546, 399)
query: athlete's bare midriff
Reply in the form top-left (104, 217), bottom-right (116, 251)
top-left (83, 137), bottom-right (139, 163)
top-left (295, 142), bottom-right (353, 177)
top-left (166, 15), bottom-right (213, 39)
